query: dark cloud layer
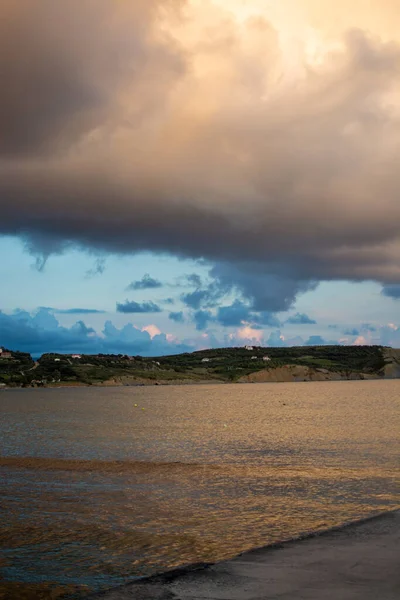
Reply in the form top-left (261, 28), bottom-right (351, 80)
top-left (116, 300), bottom-right (162, 314)
top-left (1, 2), bottom-right (400, 311)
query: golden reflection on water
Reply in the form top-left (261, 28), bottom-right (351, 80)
top-left (0, 380), bottom-right (399, 598)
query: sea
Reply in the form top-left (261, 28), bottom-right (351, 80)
top-left (0, 380), bottom-right (399, 598)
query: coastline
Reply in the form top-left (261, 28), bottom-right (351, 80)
top-left (1, 373), bottom-right (397, 391)
top-left (91, 508), bottom-right (400, 599)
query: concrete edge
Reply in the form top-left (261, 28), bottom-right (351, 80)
top-left (87, 507), bottom-right (400, 598)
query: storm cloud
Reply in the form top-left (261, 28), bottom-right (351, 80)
top-left (2, 1), bottom-right (400, 311)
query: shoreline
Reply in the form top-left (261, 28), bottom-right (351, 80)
top-left (2, 375), bottom-right (398, 391)
top-left (91, 508), bottom-right (400, 599)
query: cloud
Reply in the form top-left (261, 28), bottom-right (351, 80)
top-left (185, 273), bottom-right (202, 288)
top-left (216, 300), bottom-right (250, 327)
top-left (216, 300), bottom-right (280, 328)
top-left (55, 308), bottom-right (106, 315)
top-left (193, 310), bottom-right (214, 331)
top-left (266, 330), bottom-right (286, 347)
top-left (127, 274), bottom-right (163, 291)
top-left (2, 2), bottom-right (400, 311)
top-left (85, 257), bottom-right (106, 279)
top-left (361, 323), bottom-right (377, 332)
top-left (236, 326), bottom-right (264, 344)
top-left (182, 290), bottom-right (212, 310)
top-left (285, 312), bottom-right (317, 325)
top-left (169, 311), bottom-right (185, 323)
top-left (381, 285), bottom-right (400, 299)
top-left (116, 300), bottom-right (162, 313)
top-left (173, 273), bottom-right (203, 289)
top-left (304, 335), bottom-right (329, 346)
top-left (344, 328), bottom-right (360, 336)
top-left (0, 308), bottom-right (191, 357)
top-left (141, 324), bottom-right (161, 339)
top-left (181, 280), bottom-right (227, 309)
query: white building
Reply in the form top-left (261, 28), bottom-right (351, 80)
top-left (245, 345), bottom-right (254, 351)
top-left (201, 357), bottom-right (210, 363)
top-left (263, 356), bottom-right (271, 362)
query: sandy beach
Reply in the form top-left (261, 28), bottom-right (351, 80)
top-left (93, 510), bottom-right (400, 600)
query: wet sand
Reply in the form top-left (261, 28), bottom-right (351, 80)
top-left (94, 510), bottom-right (400, 599)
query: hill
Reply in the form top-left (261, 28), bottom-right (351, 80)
top-left (1, 345), bottom-right (399, 388)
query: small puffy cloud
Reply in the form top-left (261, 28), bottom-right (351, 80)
top-left (217, 300), bottom-right (250, 327)
top-left (182, 289), bottom-right (210, 310)
top-left (236, 326), bottom-right (264, 344)
top-left (127, 274), bottom-right (162, 291)
top-left (142, 324), bottom-right (161, 339)
top-left (116, 300), bottom-right (162, 313)
top-left (193, 310), bottom-right (214, 331)
top-left (216, 301), bottom-right (280, 328)
top-left (381, 285), bottom-right (400, 299)
top-left (344, 328), bottom-right (360, 336)
top-left (267, 330), bottom-right (286, 347)
top-left (361, 323), bottom-right (377, 332)
top-left (256, 312), bottom-right (281, 327)
top-left (169, 311), bottom-right (185, 323)
top-left (285, 312), bottom-right (317, 325)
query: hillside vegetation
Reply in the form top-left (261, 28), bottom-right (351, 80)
top-left (1, 345), bottom-right (399, 388)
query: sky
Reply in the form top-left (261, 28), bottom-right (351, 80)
top-left (1, 0), bottom-right (400, 356)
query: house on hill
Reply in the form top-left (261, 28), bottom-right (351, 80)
top-left (0, 349), bottom-right (12, 359)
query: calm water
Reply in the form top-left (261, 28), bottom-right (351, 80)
top-left (1, 381), bottom-right (399, 598)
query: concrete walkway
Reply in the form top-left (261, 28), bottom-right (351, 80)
top-left (94, 510), bottom-right (400, 600)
